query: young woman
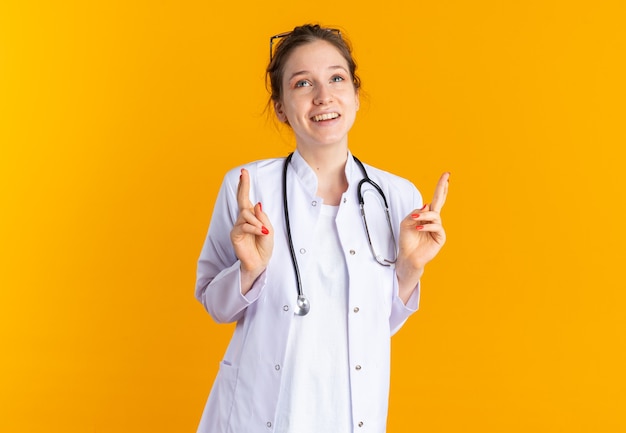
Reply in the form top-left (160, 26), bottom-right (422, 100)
top-left (195, 24), bottom-right (449, 433)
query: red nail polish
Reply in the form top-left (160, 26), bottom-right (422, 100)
top-left (411, 214), bottom-right (420, 219)
top-left (420, 204), bottom-right (428, 211)
top-left (415, 225), bottom-right (424, 230)
top-left (261, 226), bottom-right (269, 235)
top-left (258, 202), bottom-right (263, 212)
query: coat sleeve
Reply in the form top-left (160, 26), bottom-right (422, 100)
top-left (389, 180), bottom-right (423, 335)
top-left (389, 279), bottom-right (420, 335)
top-left (195, 171), bottom-right (266, 324)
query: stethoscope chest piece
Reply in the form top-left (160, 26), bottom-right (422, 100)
top-left (295, 295), bottom-right (310, 316)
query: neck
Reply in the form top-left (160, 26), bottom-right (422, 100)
top-left (297, 145), bottom-right (349, 206)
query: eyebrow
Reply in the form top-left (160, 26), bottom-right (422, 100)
top-left (288, 65), bottom-right (349, 82)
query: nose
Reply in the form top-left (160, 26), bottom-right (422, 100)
top-left (313, 84), bottom-right (333, 105)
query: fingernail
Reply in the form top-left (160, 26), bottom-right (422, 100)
top-left (258, 202), bottom-right (263, 212)
top-left (411, 213), bottom-right (420, 219)
top-left (420, 204), bottom-right (428, 210)
top-left (415, 225), bottom-right (424, 230)
top-left (261, 226), bottom-right (269, 235)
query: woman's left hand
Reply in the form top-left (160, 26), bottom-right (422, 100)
top-left (396, 172), bottom-right (450, 297)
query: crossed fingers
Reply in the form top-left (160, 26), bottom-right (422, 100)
top-left (235, 168), bottom-right (269, 236)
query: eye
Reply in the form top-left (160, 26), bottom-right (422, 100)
top-left (295, 80), bottom-right (312, 88)
top-left (331, 75), bottom-right (345, 83)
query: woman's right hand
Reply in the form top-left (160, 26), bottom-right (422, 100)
top-left (230, 168), bottom-right (274, 294)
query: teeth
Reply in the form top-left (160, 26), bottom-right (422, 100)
top-left (313, 113), bottom-right (339, 122)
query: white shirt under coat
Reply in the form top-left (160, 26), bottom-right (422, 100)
top-left (195, 150), bottom-right (423, 433)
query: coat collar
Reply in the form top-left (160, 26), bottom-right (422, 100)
top-left (289, 149), bottom-right (357, 197)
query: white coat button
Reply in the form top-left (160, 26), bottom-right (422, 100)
top-left (349, 250), bottom-right (356, 255)
top-left (283, 305), bottom-right (289, 311)
top-left (275, 364), bottom-right (281, 371)
top-left (355, 365), bottom-right (362, 371)
top-left (343, 197), bottom-right (347, 203)
top-left (353, 307), bottom-right (360, 313)
top-left (311, 200), bottom-right (317, 206)
top-left (300, 248), bottom-right (306, 254)
top-left (267, 421), bottom-right (272, 428)
top-left (358, 421), bottom-right (364, 427)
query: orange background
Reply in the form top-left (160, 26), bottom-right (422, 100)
top-left (1, 1), bottom-right (625, 432)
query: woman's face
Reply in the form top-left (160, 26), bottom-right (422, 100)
top-left (274, 40), bottom-right (359, 151)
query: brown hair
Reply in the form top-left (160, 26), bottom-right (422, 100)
top-left (266, 24), bottom-right (361, 104)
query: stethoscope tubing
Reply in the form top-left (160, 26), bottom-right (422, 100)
top-left (282, 153), bottom-right (394, 315)
top-left (282, 153), bottom-right (304, 300)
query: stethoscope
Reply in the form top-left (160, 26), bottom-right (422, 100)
top-left (282, 153), bottom-right (397, 316)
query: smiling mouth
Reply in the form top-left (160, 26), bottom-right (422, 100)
top-left (312, 112), bottom-right (340, 122)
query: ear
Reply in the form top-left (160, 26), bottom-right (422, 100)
top-left (274, 100), bottom-right (287, 123)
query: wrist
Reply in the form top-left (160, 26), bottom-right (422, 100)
top-left (240, 265), bottom-right (266, 295)
top-left (396, 260), bottom-right (424, 286)
top-left (396, 265), bottom-right (423, 300)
